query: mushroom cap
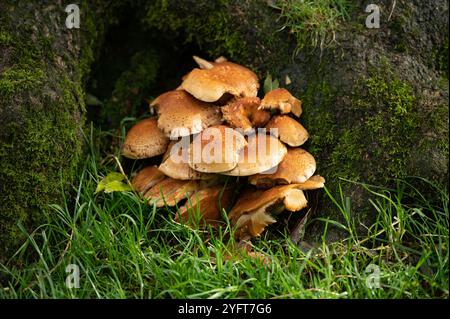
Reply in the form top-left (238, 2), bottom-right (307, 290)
top-left (181, 61), bottom-right (259, 102)
top-left (265, 115), bottom-right (309, 147)
top-left (159, 141), bottom-right (213, 180)
top-left (131, 165), bottom-right (166, 194)
top-left (175, 185), bottom-right (234, 226)
top-left (222, 133), bottom-right (287, 176)
top-left (122, 118), bottom-right (169, 159)
top-left (188, 125), bottom-right (247, 173)
top-left (294, 175), bottom-right (325, 190)
top-left (143, 178), bottom-right (200, 208)
top-left (248, 148), bottom-right (316, 187)
top-left (259, 88), bottom-right (302, 117)
top-left (150, 90), bottom-right (222, 139)
top-left (221, 97), bottom-right (270, 133)
top-left (214, 56), bottom-right (228, 63)
top-left (228, 184), bottom-right (308, 238)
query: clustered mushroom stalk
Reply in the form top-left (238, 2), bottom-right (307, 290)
top-left (122, 56), bottom-right (325, 241)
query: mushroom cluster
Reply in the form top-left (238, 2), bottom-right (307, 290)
top-left (122, 56), bottom-right (325, 240)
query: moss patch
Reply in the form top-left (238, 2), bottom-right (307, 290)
top-left (331, 72), bottom-right (418, 183)
top-left (139, 0), bottom-right (293, 74)
top-left (143, 0), bottom-right (247, 62)
top-left (298, 61), bottom-right (445, 239)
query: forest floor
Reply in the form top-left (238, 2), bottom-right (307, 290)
top-left (0, 126), bottom-right (448, 299)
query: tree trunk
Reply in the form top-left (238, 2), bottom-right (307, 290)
top-left (0, 0), bottom-right (118, 262)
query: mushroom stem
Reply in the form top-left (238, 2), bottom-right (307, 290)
top-left (193, 55), bottom-right (214, 69)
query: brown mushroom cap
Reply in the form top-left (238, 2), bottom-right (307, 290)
top-left (188, 125), bottom-right (247, 173)
top-left (259, 88), bottom-right (302, 117)
top-left (159, 141), bottom-right (213, 180)
top-left (175, 185), bottom-right (234, 226)
top-left (181, 60), bottom-right (259, 102)
top-left (248, 148), bottom-right (316, 187)
top-left (222, 133), bottom-right (287, 176)
top-left (143, 178), bottom-right (200, 208)
top-left (265, 115), bottom-right (309, 147)
top-left (150, 90), bottom-right (222, 139)
top-left (228, 184), bottom-right (308, 238)
top-left (131, 166), bottom-right (166, 195)
top-left (122, 118), bottom-right (169, 159)
top-left (295, 175), bottom-right (325, 190)
top-left (221, 97), bottom-right (270, 133)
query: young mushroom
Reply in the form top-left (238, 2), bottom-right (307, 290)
top-left (259, 88), bottom-right (302, 117)
top-left (150, 90), bottom-right (222, 139)
top-left (228, 184), bottom-right (308, 238)
top-left (249, 148), bottom-right (316, 188)
top-left (122, 118), bottom-right (169, 159)
top-left (221, 97), bottom-right (270, 133)
top-left (188, 125), bottom-right (247, 173)
top-left (265, 115), bottom-right (309, 147)
top-left (223, 133), bottom-right (287, 176)
top-left (181, 57), bottom-right (259, 102)
top-left (193, 55), bottom-right (214, 69)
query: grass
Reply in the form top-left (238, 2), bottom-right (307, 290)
top-left (273, 0), bottom-right (352, 54)
top-left (0, 126), bottom-right (448, 299)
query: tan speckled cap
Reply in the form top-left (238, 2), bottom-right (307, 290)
top-left (188, 125), bottom-right (247, 173)
top-left (265, 115), bottom-right (309, 147)
top-left (249, 148), bottom-right (316, 187)
top-left (181, 59), bottom-right (259, 102)
top-left (122, 118), bottom-right (169, 159)
top-left (222, 133), bottom-right (287, 176)
top-left (150, 90), bottom-right (222, 139)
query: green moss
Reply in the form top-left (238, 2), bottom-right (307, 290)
top-left (299, 64), bottom-right (435, 239)
top-left (143, 0), bottom-right (248, 62)
top-left (329, 71), bottom-right (418, 183)
top-left (140, 0), bottom-right (295, 73)
top-left (314, 65), bottom-right (447, 194)
top-left (0, 67), bottom-right (45, 97)
top-left (0, 31), bottom-right (13, 45)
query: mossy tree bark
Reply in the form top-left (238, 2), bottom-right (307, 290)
top-left (0, 1), bottom-right (119, 262)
